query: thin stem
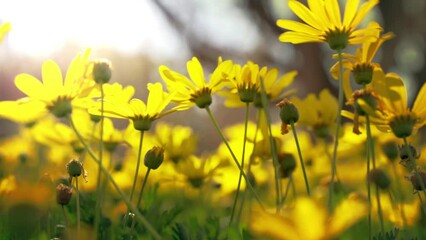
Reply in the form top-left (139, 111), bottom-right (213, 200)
top-left (61, 205), bottom-right (68, 226)
top-left (205, 107), bottom-right (265, 211)
top-left (229, 103), bottom-right (250, 227)
top-left (290, 121), bottom-right (310, 195)
top-left (366, 115), bottom-right (384, 234)
top-left (328, 49), bottom-right (344, 212)
top-left (259, 78), bottom-right (282, 212)
top-left (129, 131), bottom-right (145, 202)
top-left (75, 177), bottom-right (81, 237)
top-left (66, 115), bottom-right (162, 239)
top-left (94, 83), bottom-right (105, 238)
top-left (281, 175), bottom-right (293, 205)
top-left (391, 162), bottom-right (407, 227)
top-left (136, 168), bottom-right (151, 209)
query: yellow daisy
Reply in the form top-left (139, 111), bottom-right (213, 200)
top-left (89, 82), bottom-right (181, 131)
top-left (159, 57), bottom-right (234, 109)
top-left (13, 49), bottom-right (94, 118)
top-left (277, 0), bottom-right (381, 50)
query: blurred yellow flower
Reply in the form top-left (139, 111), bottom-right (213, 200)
top-left (0, 22), bottom-right (11, 43)
top-left (251, 194), bottom-right (367, 240)
top-left (291, 88), bottom-right (338, 138)
top-left (159, 57), bottom-right (234, 109)
top-left (277, 0), bottom-right (381, 50)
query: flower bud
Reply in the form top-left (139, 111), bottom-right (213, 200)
top-left (277, 99), bottom-right (299, 124)
top-left (92, 60), bottom-right (112, 84)
top-left (66, 159), bottom-right (83, 177)
top-left (399, 144), bottom-right (419, 170)
top-left (369, 168), bottom-right (391, 190)
top-left (381, 141), bottom-right (399, 162)
top-left (144, 146), bottom-right (165, 170)
top-left (56, 183), bottom-right (73, 206)
top-left (277, 153), bottom-right (297, 178)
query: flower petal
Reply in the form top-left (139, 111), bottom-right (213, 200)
top-left (288, 0), bottom-right (325, 31)
top-left (187, 57), bottom-right (206, 88)
top-left (279, 31), bottom-right (324, 44)
top-left (350, 0), bottom-right (379, 30)
top-left (412, 82), bottom-right (426, 119)
top-left (15, 74), bottom-right (45, 99)
top-left (277, 19), bottom-right (323, 36)
top-left (325, 0), bottom-right (342, 28)
top-left (343, 0), bottom-right (360, 27)
top-left (42, 60), bottom-right (64, 94)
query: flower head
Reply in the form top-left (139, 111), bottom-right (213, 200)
top-left (13, 49), bottom-right (94, 118)
top-left (90, 82), bottom-right (181, 131)
top-left (159, 57), bottom-right (234, 109)
top-left (277, 0), bottom-right (381, 50)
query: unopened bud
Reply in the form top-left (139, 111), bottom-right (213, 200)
top-left (277, 99), bottom-right (299, 124)
top-left (92, 60), bottom-right (112, 84)
top-left (369, 168), bottom-right (391, 190)
top-left (56, 183), bottom-right (73, 205)
top-left (144, 146), bottom-right (165, 170)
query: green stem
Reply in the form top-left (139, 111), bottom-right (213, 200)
top-left (366, 115), bottom-right (384, 234)
top-left (94, 83), bottom-right (105, 238)
top-left (75, 177), bottom-right (81, 237)
top-left (62, 205), bottom-right (68, 226)
top-left (205, 107), bottom-right (265, 211)
top-left (281, 174), bottom-right (293, 205)
top-left (136, 168), bottom-right (151, 210)
top-left (129, 131), bottom-right (145, 202)
top-left (259, 78), bottom-right (282, 212)
top-left (229, 103), bottom-right (250, 227)
top-left (328, 49), bottom-right (344, 212)
top-left (290, 121), bottom-right (310, 195)
top-left (391, 162), bottom-right (407, 227)
top-left (66, 115), bottom-right (162, 240)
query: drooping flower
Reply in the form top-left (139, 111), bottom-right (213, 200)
top-left (277, 0), bottom-right (381, 50)
top-left (12, 49), bottom-right (94, 118)
top-left (330, 29), bottom-right (395, 85)
top-left (159, 57), bottom-right (234, 109)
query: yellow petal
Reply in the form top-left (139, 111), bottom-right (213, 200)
top-left (250, 210), bottom-right (299, 240)
top-left (325, 0), bottom-right (342, 28)
top-left (350, 0), bottom-right (379, 30)
top-left (412, 82), bottom-right (426, 119)
top-left (187, 57), bottom-right (206, 88)
top-left (279, 32), bottom-right (324, 44)
top-left (42, 60), bottom-right (64, 94)
top-left (271, 70), bottom-right (298, 99)
top-left (277, 19), bottom-right (323, 36)
top-left (307, 0), bottom-right (330, 28)
top-left (159, 65), bottom-right (196, 91)
top-left (288, 0), bottom-right (324, 31)
top-left (343, 0), bottom-right (360, 27)
top-left (293, 198), bottom-right (326, 239)
top-left (15, 74), bottom-right (45, 99)
top-left (129, 99), bottom-right (147, 116)
top-left (329, 194), bottom-right (368, 237)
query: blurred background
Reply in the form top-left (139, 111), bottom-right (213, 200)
top-left (1, 0), bottom-right (425, 150)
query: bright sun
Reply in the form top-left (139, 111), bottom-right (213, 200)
top-left (0, 0), bottom-right (176, 57)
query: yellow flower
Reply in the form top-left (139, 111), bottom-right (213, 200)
top-left (159, 57), bottom-right (234, 109)
top-left (344, 68), bottom-right (426, 138)
top-left (0, 98), bottom-right (47, 124)
top-left (250, 194), bottom-right (368, 240)
top-left (89, 82), bottom-right (181, 131)
top-left (277, 0), bottom-right (381, 50)
top-left (330, 29), bottom-right (394, 84)
top-left (13, 49), bottom-right (94, 118)
top-left (291, 88), bottom-right (338, 138)
top-left (0, 22), bottom-right (11, 43)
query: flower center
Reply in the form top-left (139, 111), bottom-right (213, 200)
top-left (325, 28), bottom-right (350, 51)
top-left (237, 84), bottom-right (258, 103)
top-left (389, 112), bottom-right (417, 138)
top-left (352, 63), bottom-right (374, 85)
top-left (48, 97), bottom-right (72, 118)
top-left (190, 87), bottom-right (212, 108)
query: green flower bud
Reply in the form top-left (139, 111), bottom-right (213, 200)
top-left (277, 153), bottom-right (297, 178)
top-left (92, 60), bottom-right (112, 84)
top-left (381, 141), bottom-right (399, 162)
top-left (56, 183), bottom-right (73, 206)
top-left (66, 159), bottom-right (82, 177)
top-left (90, 114), bottom-right (102, 123)
top-left (144, 146), bottom-right (165, 170)
top-left (277, 99), bottom-right (299, 124)
top-left (369, 168), bottom-right (391, 190)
